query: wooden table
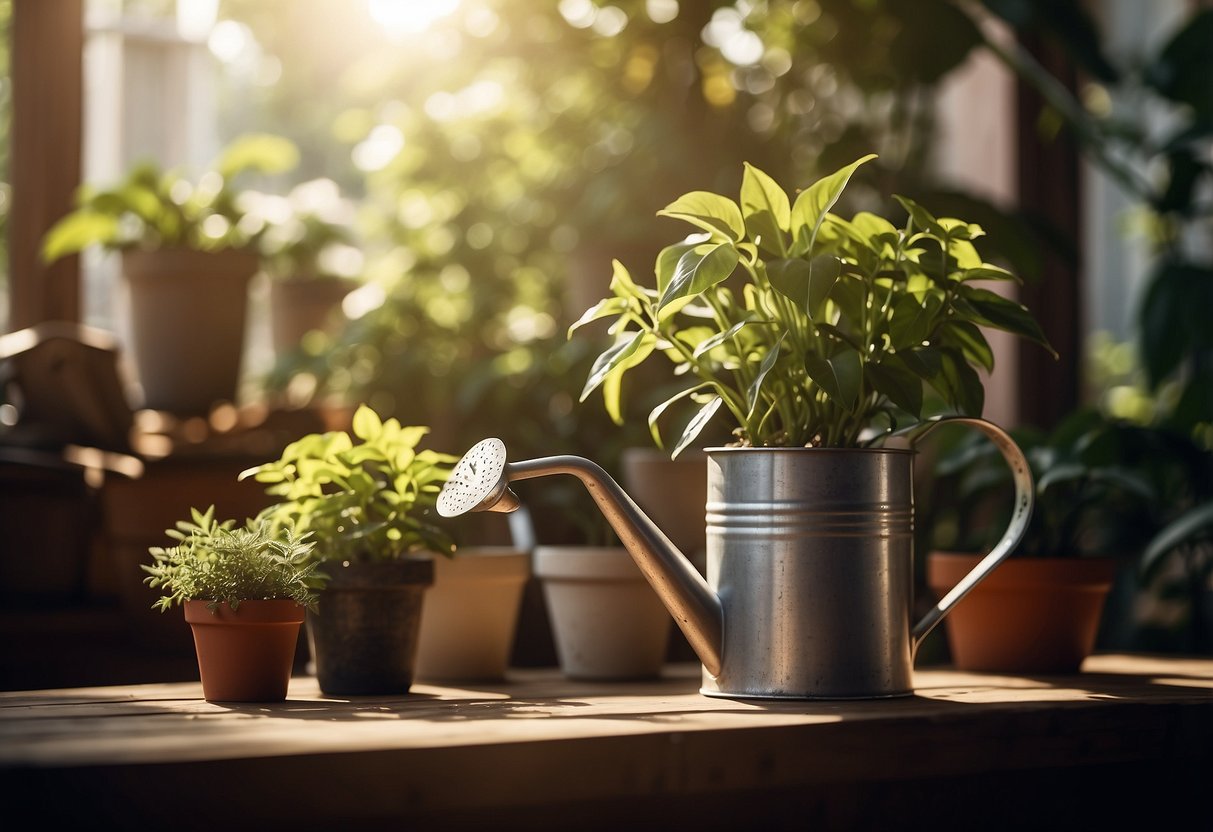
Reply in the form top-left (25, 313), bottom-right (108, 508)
top-left (2, 654), bottom-right (1211, 831)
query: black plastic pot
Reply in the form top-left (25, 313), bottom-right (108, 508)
top-left (307, 558), bottom-right (434, 695)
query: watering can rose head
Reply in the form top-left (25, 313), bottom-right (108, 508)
top-left (570, 155), bottom-right (1057, 454)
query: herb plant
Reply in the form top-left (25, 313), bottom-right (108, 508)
top-left (572, 156), bottom-right (1054, 454)
top-left (41, 133), bottom-right (300, 262)
top-left (142, 506), bottom-right (323, 612)
top-left (241, 404), bottom-right (457, 562)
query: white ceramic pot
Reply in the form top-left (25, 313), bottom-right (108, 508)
top-left (414, 547), bottom-right (530, 683)
top-left (534, 545), bottom-right (673, 681)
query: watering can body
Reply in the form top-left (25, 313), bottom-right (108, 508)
top-left (437, 418), bottom-right (1034, 701)
top-left (703, 446), bottom-right (918, 698)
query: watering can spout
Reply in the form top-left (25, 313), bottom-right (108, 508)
top-left (437, 438), bottom-right (723, 677)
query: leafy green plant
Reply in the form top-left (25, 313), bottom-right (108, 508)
top-left (142, 505), bottom-right (323, 612)
top-left (928, 408), bottom-right (1209, 559)
top-left (241, 404), bottom-right (457, 562)
top-left (40, 133), bottom-right (300, 262)
top-left (573, 156), bottom-right (1054, 454)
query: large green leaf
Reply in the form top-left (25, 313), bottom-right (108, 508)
top-left (805, 349), bottom-right (861, 410)
top-left (567, 296), bottom-right (629, 338)
top-left (956, 285), bottom-right (1056, 355)
top-left (893, 195), bottom-right (945, 237)
top-left (655, 236), bottom-right (707, 296)
top-left (1144, 9), bottom-right (1213, 118)
top-left (746, 334), bottom-right (785, 418)
top-left (888, 293), bottom-right (941, 350)
top-left (608, 258), bottom-right (649, 303)
top-left (766, 258), bottom-right (810, 308)
top-left (580, 330), bottom-right (648, 402)
top-left (672, 395), bottom-right (723, 459)
top-left (214, 133), bottom-right (301, 179)
top-left (647, 383), bottom-right (713, 449)
top-left (692, 317), bottom-right (763, 359)
top-left (740, 162), bottom-right (790, 257)
top-left (866, 359), bottom-right (923, 416)
top-left (828, 273), bottom-right (866, 327)
top-left (927, 348), bottom-right (985, 416)
top-left (657, 191), bottom-right (745, 241)
top-left (656, 242), bottom-right (740, 316)
top-left (351, 404), bottom-right (383, 441)
top-left (602, 333), bottom-right (656, 424)
top-left (789, 154), bottom-right (877, 257)
top-left (1140, 262), bottom-right (1213, 388)
top-left (40, 212), bottom-right (120, 262)
top-left (943, 319), bottom-right (995, 372)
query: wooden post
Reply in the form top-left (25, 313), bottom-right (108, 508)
top-left (1014, 32), bottom-right (1082, 430)
top-left (8, 0), bottom-right (84, 330)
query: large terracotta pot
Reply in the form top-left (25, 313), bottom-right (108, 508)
top-left (415, 547), bottom-right (530, 683)
top-left (306, 558), bottom-right (434, 695)
top-left (267, 275), bottom-right (353, 357)
top-left (534, 546), bottom-right (673, 681)
top-left (927, 552), bottom-right (1119, 674)
top-left (123, 248), bottom-right (259, 415)
top-left (184, 599), bottom-right (305, 702)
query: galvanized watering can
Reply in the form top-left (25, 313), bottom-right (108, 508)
top-left (437, 417), bottom-right (1034, 700)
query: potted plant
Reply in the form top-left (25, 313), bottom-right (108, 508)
top-left (413, 540), bottom-right (531, 684)
top-left (560, 156), bottom-right (1055, 698)
top-left (527, 504), bottom-right (674, 681)
top-left (252, 178), bottom-right (361, 359)
top-left (241, 404), bottom-right (456, 695)
top-left (41, 133), bottom-right (300, 415)
top-left (924, 408), bottom-right (1203, 672)
top-left (141, 505), bottom-right (323, 702)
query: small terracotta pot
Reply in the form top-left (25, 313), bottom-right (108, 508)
top-left (184, 599), bottom-right (305, 702)
top-left (535, 546), bottom-right (672, 681)
top-left (415, 547), bottom-right (530, 683)
top-left (927, 552), bottom-right (1119, 674)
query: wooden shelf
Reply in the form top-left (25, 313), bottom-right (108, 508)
top-left (2, 654), bottom-right (1211, 830)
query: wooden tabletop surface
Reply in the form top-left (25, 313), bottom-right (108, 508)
top-left (3, 654), bottom-right (1211, 830)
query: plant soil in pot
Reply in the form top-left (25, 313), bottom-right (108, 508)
top-left (534, 546), bottom-right (672, 681)
top-left (415, 546), bottom-right (530, 683)
top-left (185, 599), bottom-right (305, 702)
top-left (928, 552), bottom-right (1118, 674)
top-left (307, 558), bottom-right (434, 695)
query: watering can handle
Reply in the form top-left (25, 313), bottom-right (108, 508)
top-left (891, 417), bottom-right (1035, 652)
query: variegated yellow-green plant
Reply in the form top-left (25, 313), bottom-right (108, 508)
top-left (571, 155), bottom-right (1055, 454)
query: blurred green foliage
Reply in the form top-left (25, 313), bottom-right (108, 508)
top-left (234, 2), bottom-right (1044, 461)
